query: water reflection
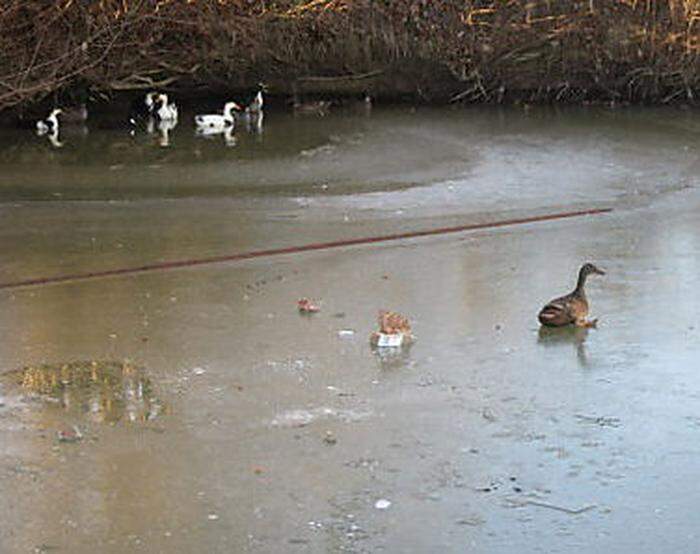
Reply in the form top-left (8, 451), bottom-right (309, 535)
top-left (44, 130), bottom-right (64, 148)
top-left (146, 118), bottom-right (178, 148)
top-left (37, 122), bottom-right (90, 149)
top-left (195, 125), bottom-right (237, 147)
top-left (537, 326), bottom-right (590, 367)
top-left (244, 111), bottom-right (264, 136)
top-left (8, 360), bottom-right (163, 423)
top-left (372, 344), bottom-right (414, 371)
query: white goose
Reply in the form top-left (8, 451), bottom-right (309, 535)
top-left (194, 102), bottom-right (241, 131)
top-left (36, 108), bottom-right (62, 135)
top-left (155, 93), bottom-right (178, 122)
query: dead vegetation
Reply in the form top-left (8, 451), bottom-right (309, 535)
top-left (2, 0), bottom-right (700, 110)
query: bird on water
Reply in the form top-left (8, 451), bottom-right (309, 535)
top-left (36, 108), bottom-right (62, 135)
top-left (538, 263), bottom-right (605, 328)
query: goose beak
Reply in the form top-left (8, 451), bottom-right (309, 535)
top-left (594, 266), bottom-right (606, 275)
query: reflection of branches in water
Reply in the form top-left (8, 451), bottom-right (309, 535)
top-left (537, 326), bottom-right (590, 367)
top-left (11, 360), bottom-right (163, 424)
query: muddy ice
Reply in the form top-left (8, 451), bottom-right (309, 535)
top-left (0, 106), bottom-right (699, 553)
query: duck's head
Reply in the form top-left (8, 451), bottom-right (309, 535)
top-left (580, 262), bottom-right (605, 277)
top-left (145, 91), bottom-right (159, 108)
top-left (152, 95), bottom-right (166, 112)
top-left (50, 108), bottom-right (63, 118)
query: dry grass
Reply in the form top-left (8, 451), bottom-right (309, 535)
top-left (2, 0), bottom-right (700, 110)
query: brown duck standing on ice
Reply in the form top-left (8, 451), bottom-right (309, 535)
top-left (538, 263), bottom-right (605, 328)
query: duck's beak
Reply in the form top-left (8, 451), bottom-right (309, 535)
top-left (594, 266), bottom-right (606, 275)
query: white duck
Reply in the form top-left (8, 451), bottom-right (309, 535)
top-left (36, 108), bottom-right (62, 135)
top-left (194, 102), bottom-right (241, 131)
top-left (155, 93), bottom-right (178, 122)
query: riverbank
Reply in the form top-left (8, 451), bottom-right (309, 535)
top-left (2, 1), bottom-right (700, 114)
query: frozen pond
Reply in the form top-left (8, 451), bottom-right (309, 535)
top-left (0, 105), bottom-right (699, 553)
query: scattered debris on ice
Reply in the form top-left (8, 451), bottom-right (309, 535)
top-left (298, 298), bottom-right (321, 313)
top-left (270, 407), bottom-right (371, 428)
top-left (370, 310), bottom-right (413, 348)
top-left (374, 499), bottom-right (392, 510)
top-left (57, 425), bottom-right (83, 443)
